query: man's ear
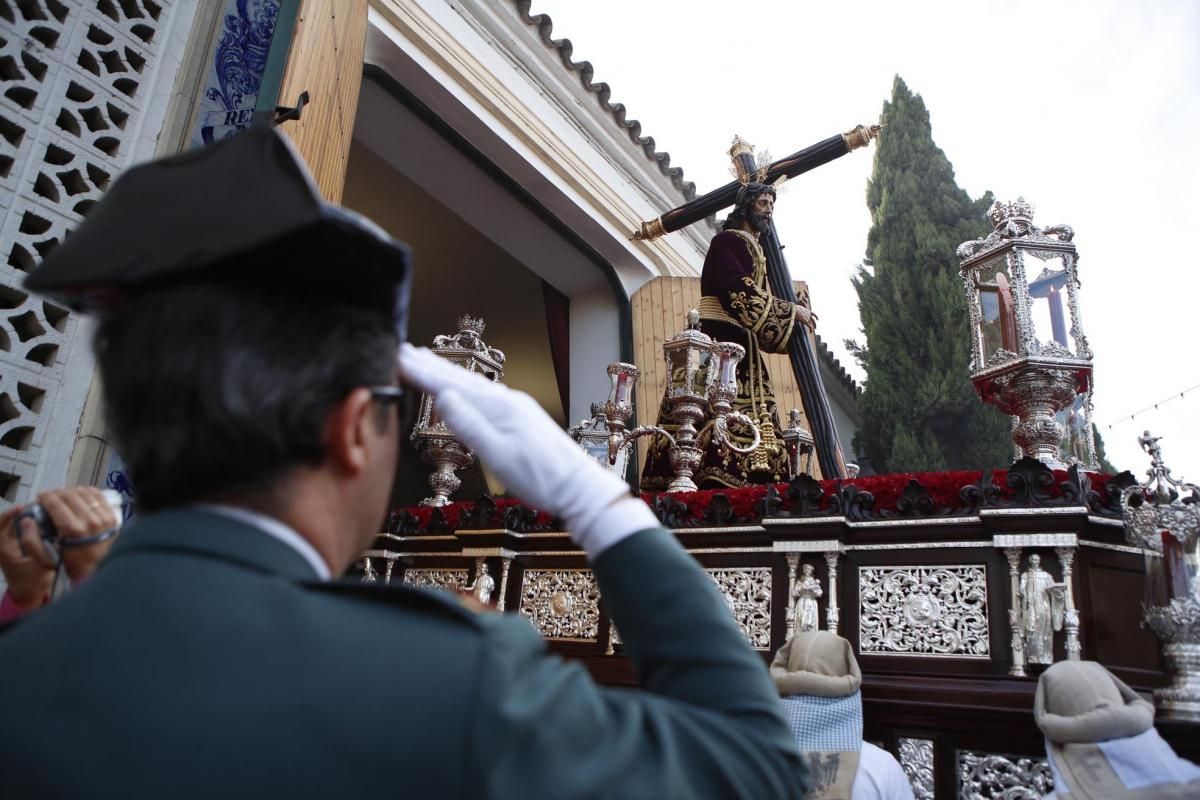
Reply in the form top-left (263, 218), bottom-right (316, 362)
top-left (325, 387), bottom-right (375, 476)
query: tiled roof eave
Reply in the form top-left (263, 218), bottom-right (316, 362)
top-left (512, 1), bottom-right (698, 203)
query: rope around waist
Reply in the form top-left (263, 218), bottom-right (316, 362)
top-left (697, 296), bottom-right (738, 326)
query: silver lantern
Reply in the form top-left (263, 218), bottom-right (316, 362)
top-left (957, 198), bottom-right (1094, 469)
top-left (1123, 432), bottom-right (1200, 721)
top-left (781, 408), bottom-right (816, 479)
top-left (410, 315), bottom-right (505, 506)
top-left (568, 402), bottom-right (630, 477)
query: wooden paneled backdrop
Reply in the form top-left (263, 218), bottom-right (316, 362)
top-left (277, 0), bottom-right (370, 203)
top-left (630, 277), bottom-right (822, 480)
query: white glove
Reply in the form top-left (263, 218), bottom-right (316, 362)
top-left (398, 344), bottom-right (658, 557)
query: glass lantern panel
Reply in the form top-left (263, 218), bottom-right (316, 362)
top-left (1151, 529), bottom-right (1200, 607)
top-left (608, 369), bottom-right (634, 406)
top-left (1025, 253), bottom-right (1072, 353)
top-left (667, 347), bottom-right (710, 398)
top-left (974, 256), bottom-right (1013, 362)
top-left (717, 350), bottom-right (738, 388)
top-left (1054, 393), bottom-right (1089, 465)
top-left (692, 350), bottom-right (712, 396)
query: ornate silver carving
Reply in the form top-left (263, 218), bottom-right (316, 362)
top-left (792, 562), bottom-right (822, 633)
top-left (402, 568), bottom-right (469, 592)
top-left (785, 554), bottom-right (800, 640)
top-left (985, 364), bottom-right (1084, 468)
top-left (781, 408), bottom-right (816, 479)
top-left (568, 402), bottom-right (630, 477)
top-left (993, 533), bottom-right (1077, 548)
top-left (958, 750), bottom-right (1053, 800)
top-left (410, 316), bottom-right (504, 506)
top-left (773, 539), bottom-right (844, 551)
top-left (607, 621), bottom-right (622, 654)
top-left (1123, 433), bottom-right (1200, 720)
top-left (361, 557), bottom-right (379, 583)
top-left (496, 557), bottom-right (512, 612)
top-left (518, 569), bottom-right (601, 641)
top-left (897, 738), bottom-right (935, 800)
top-left (859, 565), bottom-right (990, 657)
top-left (707, 568), bottom-right (772, 649)
top-left (824, 551), bottom-right (841, 633)
top-left (465, 557), bottom-right (495, 605)
top-left (1005, 547), bottom-right (1027, 676)
top-left (1054, 546), bottom-right (1081, 660)
top-left (1017, 553), bottom-right (1064, 664)
top-left (849, 541), bottom-right (988, 549)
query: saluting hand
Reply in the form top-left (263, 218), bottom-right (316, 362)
top-left (399, 344), bottom-right (652, 556)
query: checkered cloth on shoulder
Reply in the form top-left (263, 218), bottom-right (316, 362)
top-left (781, 692), bottom-right (863, 753)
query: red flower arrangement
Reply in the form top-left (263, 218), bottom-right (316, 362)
top-left (389, 468), bottom-right (1115, 534)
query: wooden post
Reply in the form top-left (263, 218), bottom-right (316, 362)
top-left (275, 0), bottom-right (370, 203)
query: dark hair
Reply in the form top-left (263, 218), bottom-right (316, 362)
top-left (93, 280), bottom-right (399, 512)
top-left (722, 182), bottom-right (776, 231)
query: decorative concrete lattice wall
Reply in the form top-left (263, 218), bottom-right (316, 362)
top-left (0, 0), bottom-right (185, 503)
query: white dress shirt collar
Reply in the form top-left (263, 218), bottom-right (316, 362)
top-left (192, 503), bottom-right (332, 581)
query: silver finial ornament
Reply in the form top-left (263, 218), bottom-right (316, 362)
top-left (1122, 433), bottom-right (1200, 721)
top-left (411, 316), bottom-right (506, 507)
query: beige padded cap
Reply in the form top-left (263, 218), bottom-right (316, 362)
top-left (1035, 661), bottom-right (1155, 743)
top-left (770, 630), bottom-right (862, 698)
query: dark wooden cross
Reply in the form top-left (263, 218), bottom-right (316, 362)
top-left (633, 124), bottom-right (880, 479)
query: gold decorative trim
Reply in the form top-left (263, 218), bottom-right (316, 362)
top-left (728, 135), bottom-right (754, 161)
top-left (631, 217), bottom-right (667, 241)
top-left (841, 123), bottom-right (882, 152)
top-left (728, 134), bottom-right (755, 183)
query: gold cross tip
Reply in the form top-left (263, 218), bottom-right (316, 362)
top-left (842, 123), bottom-right (883, 151)
top-left (728, 135), bottom-right (755, 160)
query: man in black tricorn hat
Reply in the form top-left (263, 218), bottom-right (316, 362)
top-left (642, 182), bottom-right (817, 491)
top-left (0, 126), bottom-right (806, 798)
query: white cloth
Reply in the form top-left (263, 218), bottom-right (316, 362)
top-left (1045, 728), bottom-right (1200, 797)
top-left (854, 743), bottom-right (915, 800)
top-left (193, 504), bottom-right (331, 581)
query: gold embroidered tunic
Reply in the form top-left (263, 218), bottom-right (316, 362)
top-left (641, 230), bottom-right (804, 490)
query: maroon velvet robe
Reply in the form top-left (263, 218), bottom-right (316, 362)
top-left (640, 230), bottom-right (802, 490)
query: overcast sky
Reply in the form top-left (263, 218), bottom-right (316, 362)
top-left (533, 0), bottom-right (1200, 481)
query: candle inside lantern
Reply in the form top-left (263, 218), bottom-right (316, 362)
top-left (1048, 285), bottom-right (1068, 347)
top-left (718, 350), bottom-right (737, 389)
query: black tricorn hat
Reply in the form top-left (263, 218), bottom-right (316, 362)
top-left (25, 124), bottom-right (411, 338)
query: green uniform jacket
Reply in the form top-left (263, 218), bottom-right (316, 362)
top-left (0, 510), bottom-right (807, 798)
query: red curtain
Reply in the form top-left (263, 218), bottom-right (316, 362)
top-left (542, 280), bottom-right (570, 420)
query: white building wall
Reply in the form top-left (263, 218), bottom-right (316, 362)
top-left (0, 0), bottom-right (199, 507)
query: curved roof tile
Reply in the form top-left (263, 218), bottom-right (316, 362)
top-left (512, 1), bottom-right (697, 201)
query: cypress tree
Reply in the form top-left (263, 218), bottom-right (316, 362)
top-left (848, 76), bottom-right (1012, 473)
top-left (1093, 425), bottom-right (1118, 474)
